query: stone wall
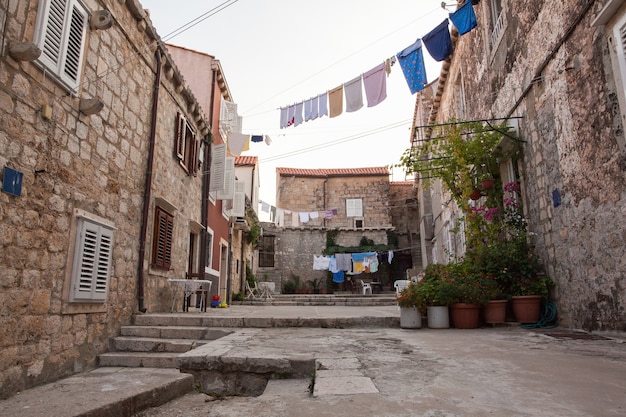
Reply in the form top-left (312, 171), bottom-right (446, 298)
top-left (0, 0), bottom-right (208, 398)
top-left (433, 0), bottom-right (626, 330)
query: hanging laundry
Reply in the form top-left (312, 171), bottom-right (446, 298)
top-left (449, 0), bottom-right (477, 36)
top-left (280, 107), bottom-right (289, 129)
top-left (313, 255), bottom-right (331, 270)
top-left (328, 256), bottom-right (339, 274)
top-left (270, 206), bottom-right (276, 222)
top-left (304, 98), bottom-right (313, 121)
top-left (275, 208), bottom-right (284, 226)
top-left (344, 75), bottom-right (363, 113)
top-left (363, 62), bottom-right (387, 108)
top-left (397, 39), bottom-right (428, 94)
top-left (388, 250), bottom-right (394, 264)
top-left (227, 132), bottom-right (249, 156)
top-left (310, 95), bottom-right (319, 120)
top-left (329, 86), bottom-right (343, 118)
top-left (261, 201), bottom-right (270, 213)
top-left (294, 102), bottom-right (304, 126)
top-left (332, 270), bottom-right (345, 283)
top-left (291, 211), bottom-right (299, 227)
top-left (264, 135), bottom-right (272, 145)
top-left (299, 211), bottom-right (310, 223)
top-left (309, 211), bottom-right (320, 219)
top-left (325, 210), bottom-right (333, 220)
top-left (287, 105), bottom-right (295, 127)
top-left (318, 92), bottom-right (328, 118)
top-left (422, 19), bottom-right (453, 62)
top-left (335, 253), bottom-right (352, 272)
top-left (250, 135), bottom-right (263, 143)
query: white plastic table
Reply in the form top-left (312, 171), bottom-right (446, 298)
top-left (257, 281), bottom-right (275, 299)
top-left (167, 279), bottom-right (212, 312)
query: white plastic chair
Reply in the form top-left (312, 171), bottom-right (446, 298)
top-left (394, 280), bottom-right (411, 297)
top-left (360, 280), bottom-right (372, 295)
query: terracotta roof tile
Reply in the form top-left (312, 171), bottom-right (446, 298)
top-left (235, 156), bottom-right (258, 166)
top-left (390, 181), bottom-right (414, 186)
top-left (276, 167), bottom-right (389, 177)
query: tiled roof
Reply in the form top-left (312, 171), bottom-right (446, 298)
top-left (390, 181), bottom-right (414, 186)
top-left (235, 156), bottom-right (258, 166)
top-left (276, 167), bottom-right (389, 177)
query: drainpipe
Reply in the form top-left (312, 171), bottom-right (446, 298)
top-left (136, 49), bottom-right (162, 313)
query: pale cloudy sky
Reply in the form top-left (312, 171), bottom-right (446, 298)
top-left (140, 0), bottom-right (446, 218)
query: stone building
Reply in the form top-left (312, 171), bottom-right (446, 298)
top-left (259, 167), bottom-right (416, 291)
top-left (0, 0), bottom-right (229, 398)
top-left (412, 0), bottom-right (626, 330)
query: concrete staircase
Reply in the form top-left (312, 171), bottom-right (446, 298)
top-left (233, 292), bottom-right (398, 306)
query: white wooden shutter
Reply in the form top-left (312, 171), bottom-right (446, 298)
top-left (614, 14), bottom-right (626, 98)
top-left (175, 112), bottom-right (185, 161)
top-left (231, 180), bottom-right (246, 217)
top-left (209, 143), bottom-right (226, 192)
top-left (37, 0), bottom-right (88, 92)
top-left (217, 157), bottom-right (235, 200)
top-left (71, 218), bottom-right (113, 302)
top-left (346, 198), bottom-right (363, 217)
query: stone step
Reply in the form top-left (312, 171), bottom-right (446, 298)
top-left (111, 336), bottom-right (208, 353)
top-left (98, 351), bottom-right (180, 368)
top-left (120, 325), bottom-right (232, 340)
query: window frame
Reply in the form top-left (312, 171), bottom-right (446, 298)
top-left (258, 235), bottom-right (275, 268)
top-left (346, 198), bottom-right (363, 217)
top-left (175, 112), bottom-right (199, 175)
top-left (70, 216), bottom-right (114, 302)
top-left (152, 206), bottom-right (174, 270)
top-left (34, 0), bottom-right (89, 92)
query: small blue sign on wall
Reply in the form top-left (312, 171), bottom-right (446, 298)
top-left (2, 167), bottom-right (23, 196)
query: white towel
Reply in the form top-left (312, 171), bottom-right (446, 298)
top-left (310, 95), bottom-right (319, 120)
top-left (318, 92), bottom-right (328, 117)
top-left (363, 63), bottom-right (387, 107)
top-left (344, 75), bottom-right (363, 112)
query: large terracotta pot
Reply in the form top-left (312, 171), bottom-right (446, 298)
top-left (400, 307), bottom-right (422, 329)
top-left (511, 295), bottom-right (542, 323)
top-left (450, 303), bottom-right (481, 329)
top-left (483, 299), bottom-right (508, 324)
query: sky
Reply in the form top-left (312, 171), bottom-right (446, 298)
top-left (140, 0), bottom-right (447, 219)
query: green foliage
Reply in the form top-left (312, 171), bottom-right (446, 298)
top-left (232, 292), bottom-right (244, 302)
top-left (326, 229), bottom-right (339, 247)
top-left (283, 273), bottom-right (302, 294)
top-left (245, 261), bottom-right (257, 286)
top-left (386, 230), bottom-right (399, 248)
top-left (245, 208), bottom-right (261, 246)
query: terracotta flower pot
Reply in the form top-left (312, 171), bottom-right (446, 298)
top-left (483, 299), bottom-right (507, 324)
top-left (450, 303), bottom-right (481, 329)
top-left (469, 189), bottom-right (481, 200)
top-left (511, 295), bottom-right (542, 323)
top-left (481, 179), bottom-right (495, 190)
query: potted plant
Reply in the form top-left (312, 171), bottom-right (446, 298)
top-left (397, 283), bottom-right (422, 329)
top-left (414, 264), bottom-right (457, 328)
top-left (308, 277), bottom-right (324, 294)
top-left (447, 263), bottom-right (491, 328)
top-left (479, 172), bottom-right (495, 190)
top-left (510, 273), bottom-right (554, 323)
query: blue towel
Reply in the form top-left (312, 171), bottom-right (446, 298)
top-left (332, 270), bottom-right (345, 283)
top-left (397, 39), bottom-right (427, 94)
top-left (422, 20), bottom-right (453, 62)
top-left (449, 1), bottom-right (477, 36)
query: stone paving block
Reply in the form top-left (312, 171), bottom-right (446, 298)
top-left (316, 357), bottom-right (361, 370)
top-left (313, 375), bottom-right (379, 397)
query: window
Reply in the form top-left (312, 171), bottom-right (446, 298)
top-left (346, 198), bottom-right (363, 217)
top-left (175, 112), bottom-right (199, 175)
top-left (258, 236), bottom-right (275, 268)
top-left (35, 0), bottom-right (89, 92)
top-left (70, 216), bottom-right (114, 302)
top-left (490, 0), bottom-right (505, 48)
top-left (354, 218), bottom-right (364, 229)
top-left (152, 206), bottom-right (173, 269)
top-left (613, 12), bottom-right (626, 98)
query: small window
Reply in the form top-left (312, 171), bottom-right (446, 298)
top-left (70, 216), bottom-right (114, 302)
top-left (175, 112), bottom-right (199, 175)
top-left (152, 206), bottom-right (174, 269)
top-left (35, 0), bottom-right (89, 92)
top-left (258, 236), bottom-right (275, 268)
top-left (354, 218), bottom-right (364, 229)
top-left (346, 198), bottom-right (363, 217)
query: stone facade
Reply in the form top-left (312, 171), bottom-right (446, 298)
top-left (260, 168), bottom-right (416, 292)
top-left (416, 0), bottom-right (626, 330)
top-left (0, 0), bottom-right (212, 398)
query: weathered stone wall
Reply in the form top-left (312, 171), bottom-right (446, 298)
top-left (0, 0), bottom-right (207, 398)
top-left (436, 0), bottom-right (626, 330)
top-left (276, 173), bottom-right (392, 228)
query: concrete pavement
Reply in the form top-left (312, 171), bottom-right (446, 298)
top-left (1, 305), bottom-right (625, 417)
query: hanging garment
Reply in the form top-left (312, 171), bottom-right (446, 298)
top-left (309, 211), bottom-right (319, 219)
top-left (294, 101), bottom-right (304, 126)
top-left (344, 75), bottom-right (363, 113)
top-left (270, 206), bottom-right (276, 222)
top-left (335, 253), bottom-right (352, 272)
top-left (422, 20), bottom-right (453, 62)
top-left (332, 270), bottom-right (345, 283)
top-left (275, 208), bottom-right (284, 226)
top-left (261, 201), bottom-right (270, 213)
top-left (227, 132), bottom-right (249, 156)
top-left (264, 135), bottom-right (272, 145)
top-left (304, 98), bottom-right (313, 121)
top-left (318, 92), bottom-right (329, 117)
top-left (313, 255), bottom-right (331, 270)
top-left (388, 250), bottom-right (394, 264)
top-left (287, 105), bottom-right (295, 127)
top-left (328, 256), bottom-right (339, 273)
top-left (329, 86), bottom-right (343, 118)
top-left (325, 210), bottom-right (333, 220)
top-left (310, 95), bottom-right (319, 120)
top-left (363, 63), bottom-right (387, 108)
top-left (397, 39), bottom-right (427, 94)
top-left (250, 135), bottom-right (263, 143)
top-left (291, 211), bottom-right (299, 227)
top-left (353, 260), bottom-right (364, 273)
top-left (280, 107), bottom-right (289, 129)
top-left (299, 211), bottom-right (310, 223)
top-left (449, 0), bottom-right (477, 36)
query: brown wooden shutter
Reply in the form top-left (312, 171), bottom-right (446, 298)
top-left (175, 112), bottom-right (185, 161)
top-left (152, 207), bottom-right (173, 269)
